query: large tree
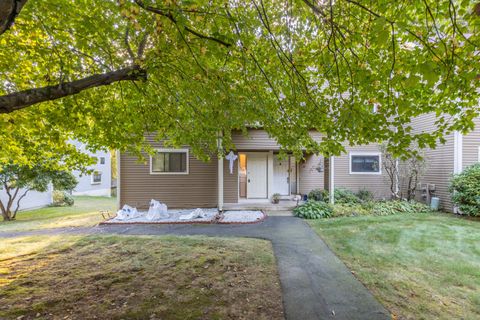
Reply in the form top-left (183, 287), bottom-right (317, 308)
top-left (0, 0), bottom-right (479, 163)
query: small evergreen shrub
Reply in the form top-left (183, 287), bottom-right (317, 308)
top-left (449, 163), bottom-right (480, 216)
top-left (356, 189), bottom-right (374, 202)
top-left (293, 201), bottom-right (333, 219)
top-left (52, 190), bottom-right (74, 207)
top-left (308, 188), bottom-right (328, 201)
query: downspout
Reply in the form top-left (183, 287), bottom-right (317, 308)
top-left (329, 156), bottom-right (335, 204)
top-left (217, 131), bottom-right (224, 212)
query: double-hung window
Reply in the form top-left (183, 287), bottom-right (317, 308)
top-left (150, 149), bottom-right (189, 174)
top-left (349, 152), bottom-right (381, 174)
top-left (91, 171), bottom-right (102, 184)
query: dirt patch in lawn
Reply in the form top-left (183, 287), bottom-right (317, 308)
top-left (0, 235), bottom-right (284, 320)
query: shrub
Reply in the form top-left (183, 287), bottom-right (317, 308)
top-left (312, 188), bottom-right (361, 204)
top-left (333, 188), bottom-right (361, 204)
top-left (308, 188), bottom-right (328, 201)
top-left (449, 163), bottom-right (480, 216)
top-left (293, 201), bottom-right (333, 219)
top-left (52, 190), bottom-right (74, 207)
top-left (332, 203), bottom-right (371, 217)
top-left (371, 200), bottom-right (432, 216)
top-left (356, 189), bottom-right (374, 202)
top-left (331, 200), bottom-right (431, 217)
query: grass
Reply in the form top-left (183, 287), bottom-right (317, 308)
top-left (308, 213), bottom-right (480, 320)
top-left (0, 196), bottom-right (116, 232)
top-left (0, 234), bottom-right (284, 319)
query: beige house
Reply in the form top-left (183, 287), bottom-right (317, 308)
top-left (118, 120), bottom-right (480, 213)
top-left (119, 130), bottom-right (324, 210)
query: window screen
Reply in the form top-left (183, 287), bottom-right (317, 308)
top-left (351, 155), bottom-right (380, 173)
top-left (152, 151), bottom-right (188, 173)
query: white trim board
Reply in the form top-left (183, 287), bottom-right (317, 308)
top-left (454, 131), bottom-right (463, 174)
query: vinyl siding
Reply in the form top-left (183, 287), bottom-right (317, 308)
top-left (120, 152), bottom-right (218, 209)
top-left (231, 129), bottom-right (323, 150)
top-left (231, 129), bottom-right (282, 150)
top-left (299, 154), bottom-right (325, 194)
top-left (333, 144), bottom-right (391, 199)
top-left (224, 157), bottom-right (238, 203)
top-left (462, 118), bottom-right (480, 169)
top-left (406, 113), bottom-right (455, 212)
top-left (0, 187), bottom-right (53, 212)
top-left (120, 135), bottom-right (218, 209)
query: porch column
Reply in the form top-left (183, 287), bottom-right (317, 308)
top-left (329, 156), bottom-right (335, 204)
top-left (217, 132), bottom-right (224, 211)
top-left (267, 151), bottom-right (274, 199)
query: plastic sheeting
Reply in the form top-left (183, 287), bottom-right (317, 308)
top-left (146, 199), bottom-right (168, 220)
top-left (116, 204), bottom-right (141, 220)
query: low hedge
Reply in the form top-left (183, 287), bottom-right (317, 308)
top-left (293, 201), bottom-right (333, 219)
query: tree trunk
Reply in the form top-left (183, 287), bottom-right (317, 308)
top-left (407, 176), bottom-right (413, 201)
top-left (0, 198), bottom-right (12, 221)
top-left (0, 0), bottom-right (28, 36)
top-left (12, 189), bottom-right (29, 219)
top-left (0, 65), bottom-right (147, 113)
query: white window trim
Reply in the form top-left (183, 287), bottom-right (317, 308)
top-left (91, 171), bottom-right (102, 185)
top-left (349, 151), bottom-right (382, 175)
top-left (150, 148), bottom-right (189, 175)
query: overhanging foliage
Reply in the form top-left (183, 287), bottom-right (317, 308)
top-left (0, 0), bottom-right (479, 165)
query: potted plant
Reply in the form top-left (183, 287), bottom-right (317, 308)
top-left (272, 193), bottom-right (281, 204)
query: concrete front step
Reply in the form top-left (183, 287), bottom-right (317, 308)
top-left (224, 200), bottom-right (301, 211)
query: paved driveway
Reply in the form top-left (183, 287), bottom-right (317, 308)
top-left (0, 216), bottom-right (390, 320)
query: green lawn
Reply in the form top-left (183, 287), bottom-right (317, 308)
top-left (309, 213), bottom-right (480, 320)
top-left (0, 234), bottom-right (284, 319)
top-left (0, 196), bottom-right (116, 232)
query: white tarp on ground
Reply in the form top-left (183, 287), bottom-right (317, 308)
top-left (221, 210), bottom-right (264, 223)
top-left (108, 201), bottom-right (264, 224)
top-left (110, 207), bottom-right (218, 223)
top-left (146, 199), bottom-right (168, 220)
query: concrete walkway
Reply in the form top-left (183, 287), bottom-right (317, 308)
top-left (0, 216), bottom-right (390, 320)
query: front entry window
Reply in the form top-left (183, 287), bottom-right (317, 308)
top-left (239, 154), bottom-right (247, 198)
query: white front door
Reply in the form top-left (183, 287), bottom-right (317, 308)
top-left (273, 155), bottom-right (290, 196)
top-left (247, 153), bottom-right (268, 199)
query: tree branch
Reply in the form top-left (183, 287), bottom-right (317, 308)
top-left (0, 0), bottom-right (28, 36)
top-left (0, 65), bottom-right (147, 113)
top-left (134, 0), bottom-right (231, 47)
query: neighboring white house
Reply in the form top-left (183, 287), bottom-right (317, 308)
top-left (0, 186), bottom-right (53, 212)
top-left (72, 141), bottom-right (112, 197)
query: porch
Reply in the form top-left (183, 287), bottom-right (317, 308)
top-left (224, 199), bottom-right (301, 211)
